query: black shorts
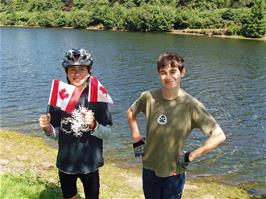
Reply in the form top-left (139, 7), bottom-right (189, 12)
top-left (59, 170), bottom-right (100, 199)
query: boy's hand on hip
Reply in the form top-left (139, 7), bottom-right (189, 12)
top-left (133, 137), bottom-right (145, 158)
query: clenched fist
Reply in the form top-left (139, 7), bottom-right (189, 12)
top-left (39, 113), bottom-right (52, 134)
top-left (82, 110), bottom-right (96, 130)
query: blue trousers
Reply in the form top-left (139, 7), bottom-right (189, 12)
top-left (142, 168), bottom-right (186, 199)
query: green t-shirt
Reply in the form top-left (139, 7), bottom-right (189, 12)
top-left (130, 88), bottom-right (218, 177)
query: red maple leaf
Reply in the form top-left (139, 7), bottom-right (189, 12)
top-left (99, 86), bottom-right (107, 97)
top-left (59, 88), bottom-right (69, 100)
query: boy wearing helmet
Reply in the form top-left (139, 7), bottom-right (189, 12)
top-left (127, 52), bottom-right (226, 199)
top-left (39, 48), bottom-right (112, 199)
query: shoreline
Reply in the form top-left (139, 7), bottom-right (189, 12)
top-left (1, 24), bottom-right (266, 41)
top-left (169, 29), bottom-right (266, 41)
top-left (1, 130), bottom-right (265, 198)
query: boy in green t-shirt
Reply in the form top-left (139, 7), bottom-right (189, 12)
top-left (127, 51), bottom-right (226, 199)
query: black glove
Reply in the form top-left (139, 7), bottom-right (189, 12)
top-left (133, 138), bottom-right (145, 158)
top-left (178, 151), bottom-right (191, 169)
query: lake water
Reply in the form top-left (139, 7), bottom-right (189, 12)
top-left (0, 27), bottom-right (265, 193)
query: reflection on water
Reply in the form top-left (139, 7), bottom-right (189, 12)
top-left (0, 27), bottom-right (265, 192)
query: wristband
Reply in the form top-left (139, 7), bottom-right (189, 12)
top-left (184, 151), bottom-right (191, 162)
top-left (133, 138), bottom-right (145, 148)
top-left (133, 137), bottom-right (145, 157)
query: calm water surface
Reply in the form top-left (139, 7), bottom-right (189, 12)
top-left (0, 27), bottom-right (265, 192)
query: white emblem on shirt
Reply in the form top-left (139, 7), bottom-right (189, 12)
top-left (157, 114), bottom-right (167, 125)
top-left (61, 106), bottom-right (90, 137)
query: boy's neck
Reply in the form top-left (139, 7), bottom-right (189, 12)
top-left (162, 87), bottom-right (181, 100)
top-left (76, 84), bottom-right (87, 92)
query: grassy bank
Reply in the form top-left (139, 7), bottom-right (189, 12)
top-left (0, 130), bottom-right (263, 199)
top-left (169, 29), bottom-right (266, 41)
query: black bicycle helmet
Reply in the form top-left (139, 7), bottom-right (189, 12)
top-left (62, 48), bottom-right (93, 68)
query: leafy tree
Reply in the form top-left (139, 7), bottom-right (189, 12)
top-left (92, 5), bottom-right (115, 29)
top-left (4, 11), bottom-right (17, 25)
top-left (72, 0), bottom-right (87, 10)
top-left (1, 0), bottom-right (265, 38)
top-left (36, 11), bottom-right (55, 27)
top-left (229, 0), bottom-right (253, 8)
top-left (174, 8), bottom-right (190, 28)
top-left (241, 0), bottom-right (266, 38)
top-left (226, 22), bottom-right (241, 35)
top-left (100, 3), bottom-right (126, 29)
top-left (118, 0), bottom-right (137, 8)
top-left (53, 11), bottom-right (67, 26)
top-left (68, 10), bottom-right (92, 28)
top-left (0, 2), bottom-right (7, 12)
top-left (14, 11), bottom-right (30, 24)
top-left (4, 0), bottom-right (28, 11)
top-left (125, 5), bottom-right (175, 31)
top-left (27, 0), bottom-right (63, 12)
top-left (63, 0), bottom-right (73, 11)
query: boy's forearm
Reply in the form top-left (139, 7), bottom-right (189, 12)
top-left (189, 126), bottom-right (226, 161)
top-left (127, 108), bottom-right (142, 142)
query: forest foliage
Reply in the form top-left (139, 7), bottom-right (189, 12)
top-left (0, 0), bottom-right (265, 38)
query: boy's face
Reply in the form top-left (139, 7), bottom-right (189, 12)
top-left (159, 64), bottom-right (185, 90)
top-left (67, 65), bottom-right (89, 88)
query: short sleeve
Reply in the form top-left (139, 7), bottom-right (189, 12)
top-left (191, 100), bottom-right (218, 136)
top-left (130, 92), bottom-right (147, 117)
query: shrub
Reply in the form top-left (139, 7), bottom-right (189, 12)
top-left (185, 9), bottom-right (225, 29)
top-left (241, 0), bottom-right (266, 38)
top-left (221, 8), bottom-right (251, 24)
top-left (124, 7), bottom-right (144, 31)
top-left (68, 10), bottom-right (92, 28)
top-left (174, 8), bottom-right (190, 29)
top-left (125, 5), bottom-right (175, 32)
top-left (0, 2), bottom-right (7, 12)
top-left (2, 0), bottom-right (27, 12)
top-left (91, 4), bottom-right (125, 29)
top-left (26, 13), bottom-right (39, 26)
top-left (53, 11), bottom-right (67, 27)
top-left (36, 11), bottom-right (56, 27)
top-left (226, 22), bottom-right (241, 35)
top-left (73, 0), bottom-right (87, 10)
top-left (5, 12), bottom-right (17, 25)
top-left (147, 5), bottom-right (175, 31)
top-left (27, 0), bottom-right (63, 12)
top-left (15, 11), bottom-right (30, 23)
top-left (0, 12), bottom-right (12, 25)
top-left (111, 3), bottom-right (127, 29)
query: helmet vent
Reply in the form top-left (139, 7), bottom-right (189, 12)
top-left (62, 48), bottom-right (93, 68)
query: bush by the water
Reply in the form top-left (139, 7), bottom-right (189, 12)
top-left (0, 1), bottom-right (265, 38)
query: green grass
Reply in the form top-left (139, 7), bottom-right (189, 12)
top-left (0, 172), bottom-right (62, 199)
top-left (0, 130), bottom-right (265, 199)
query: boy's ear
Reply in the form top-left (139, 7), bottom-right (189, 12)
top-left (181, 67), bottom-right (186, 78)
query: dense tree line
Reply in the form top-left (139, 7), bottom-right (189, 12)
top-left (0, 0), bottom-right (265, 38)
